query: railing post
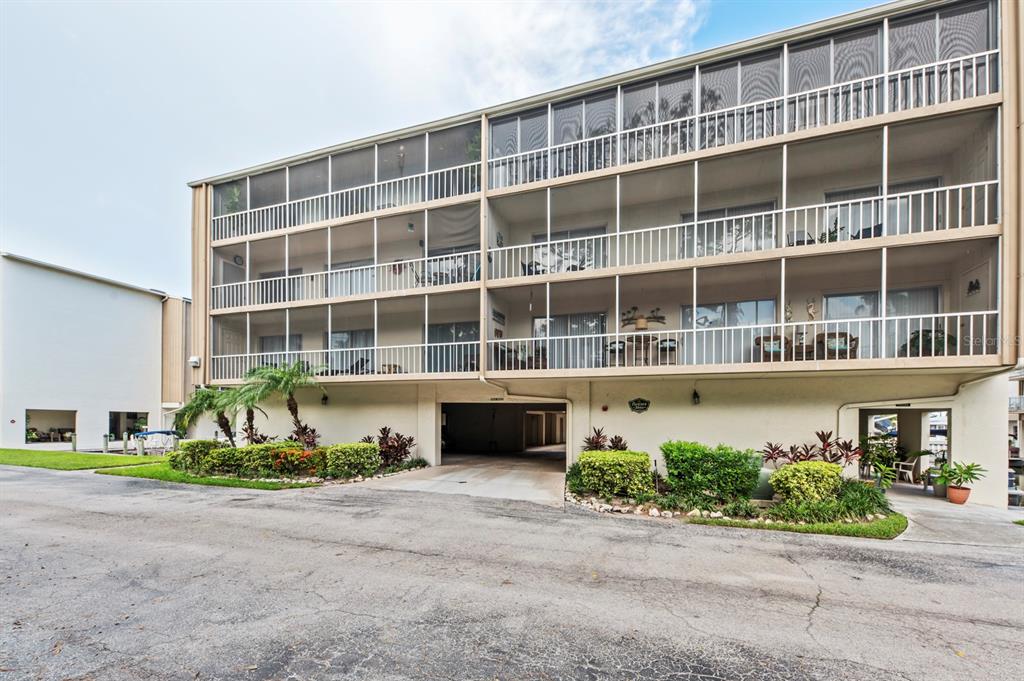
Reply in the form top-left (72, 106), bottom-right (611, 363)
top-left (880, 247), bottom-right (888, 359)
top-left (123, 433), bottom-right (129, 455)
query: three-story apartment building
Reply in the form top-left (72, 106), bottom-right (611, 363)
top-left (189, 0), bottom-right (1020, 507)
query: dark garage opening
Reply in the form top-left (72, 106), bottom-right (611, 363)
top-left (441, 402), bottom-right (566, 467)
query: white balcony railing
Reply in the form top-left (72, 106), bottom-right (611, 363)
top-left (486, 311), bottom-right (998, 371)
top-left (785, 180), bottom-right (999, 246)
top-left (210, 251), bottom-right (481, 310)
top-left (488, 180), bottom-right (997, 280)
top-left (210, 341), bottom-right (480, 381)
top-left (487, 50), bottom-right (999, 190)
top-left (211, 162), bottom-right (482, 241)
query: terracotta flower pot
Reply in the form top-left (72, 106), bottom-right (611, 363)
top-left (947, 486), bottom-right (972, 505)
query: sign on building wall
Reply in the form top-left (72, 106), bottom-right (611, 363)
top-left (628, 398), bottom-right (650, 414)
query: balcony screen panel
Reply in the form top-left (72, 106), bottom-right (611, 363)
top-left (429, 122), bottom-right (480, 170)
top-left (212, 318), bottom-right (246, 355)
top-left (429, 203), bottom-right (479, 249)
top-left (489, 116), bottom-right (518, 158)
top-left (788, 41), bottom-right (829, 93)
top-left (377, 135), bottom-right (425, 181)
top-left (623, 80), bottom-right (656, 130)
top-left (890, 13), bottom-right (937, 70)
top-left (740, 52), bottom-right (781, 104)
top-left (659, 71), bottom-right (693, 121)
top-left (834, 28), bottom-right (880, 82)
top-left (701, 63), bottom-right (738, 111)
top-left (553, 101), bottom-right (583, 144)
top-left (213, 179), bottom-right (247, 216)
top-left (288, 157), bottom-right (328, 201)
top-left (329, 329), bottom-right (373, 349)
top-left (938, 2), bottom-right (990, 59)
top-left (249, 169), bottom-right (286, 209)
top-left (886, 287), bottom-right (939, 316)
top-left (331, 147), bottom-right (375, 191)
top-left (585, 91), bottom-right (617, 137)
top-left (520, 108), bottom-right (548, 152)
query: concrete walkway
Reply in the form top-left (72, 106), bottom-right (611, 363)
top-left (361, 450), bottom-right (566, 506)
top-left (888, 484), bottom-right (1024, 548)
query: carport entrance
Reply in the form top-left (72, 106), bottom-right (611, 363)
top-left (441, 402), bottom-right (567, 466)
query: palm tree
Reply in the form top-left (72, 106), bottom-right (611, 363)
top-left (175, 387), bottom-right (236, 447)
top-left (242, 361), bottom-right (325, 448)
top-left (220, 386), bottom-right (270, 445)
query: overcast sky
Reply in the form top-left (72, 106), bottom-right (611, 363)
top-left (0, 0), bottom-right (877, 297)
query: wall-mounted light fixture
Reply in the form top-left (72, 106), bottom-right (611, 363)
top-left (692, 390), bottom-right (701, 406)
top-left (321, 394), bottom-right (329, 406)
top-left (407, 222), bottom-right (416, 233)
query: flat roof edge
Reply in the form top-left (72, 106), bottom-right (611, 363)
top-left (0, 251), bottom-right (187, 300)
top-left (186, 0), bottom-right (953, 188)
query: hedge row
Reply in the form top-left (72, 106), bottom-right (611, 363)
top-left (169, 439), bottom-right (381, 479)
top-left (578, 450), bottom-right (654, 498)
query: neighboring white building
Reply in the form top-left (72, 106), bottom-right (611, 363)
top-left (0, 252), bottom-right (190, 450)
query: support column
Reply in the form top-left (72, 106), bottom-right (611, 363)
top-left (565, 381), bottom-right (591, 466)
top-left (417, 383), bottom-right (440, 466)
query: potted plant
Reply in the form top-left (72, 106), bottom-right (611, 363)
top-left (928, 456), bottom-right (947, 497)
top-left (935, 462), bottom-right (987, 505)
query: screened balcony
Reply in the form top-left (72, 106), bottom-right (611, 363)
top-left (210, 204), bottom-right (481, 310)
top-left (209, 294), bottom-right (481, 382)
top-left (486, 107), bottom-right (999, 282)
top-left (485, 237), bottom-right (1000, 374)
top-left (486, 0), bottom-right (998, 191)
top-left (211, 122), bottom-right (482, 241)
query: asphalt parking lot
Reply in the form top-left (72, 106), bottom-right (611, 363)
top-left (1, 465), bottom-right (1021, 681)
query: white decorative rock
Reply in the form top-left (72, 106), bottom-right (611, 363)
top-left (686, 509), bottom-right (701, 517)
top-left (709, 511), bottom-right (724, 519)
top-left (648, 508), bottom-right (660, 517)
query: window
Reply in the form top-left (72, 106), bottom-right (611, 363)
top-left (823, 287), bottom-right (939, 320)
top-left (213, 179), bottom-right (247, 216)
top-left (259, 334), bottom-right (302, 353)
top-left (288, 157), bottom-right (328, 201)
top-left (427, 321), bottom-right (480, 343)
top-left (327, 329), bottom-right (374, 349)
top-left (532, 312), bottom-right (606, 338)
top-left (249, 169), bottom-right (286, 209)
top-left (683, 299), bottom-right (776, 328)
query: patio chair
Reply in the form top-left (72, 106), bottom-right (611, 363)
top-left (605, 340), bottom-right (626, 367)
top-left (815, 331), bottom-right (859, 360)
top-left (342, 357), bottom-right (372, 375)
top-left (658, 338), bottom-right (678, 365)
top-left (895, 453), bottom-right (924, 483)
top-left (754, 335), bottom-right (790, 362)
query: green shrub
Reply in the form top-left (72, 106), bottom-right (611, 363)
top-left (721, 499), bottom-right (758, 518)
top-left (565, 462), bottom-right (586, 495)
top-left (767, 479), bottom-right (889, 523)
top-left (660, 441), bottom-right (761, 503)
top-left (199, 442), bottom-right (304, 478)
top-left (770, 461), bottom-right (842, 502)
top-left (382, 456), bottom-right (429, 474)
top-left (168, 439), bottom-right (219, 472)
top-left (320, 443), bottom-right (381, 479)
top-left (578, 450), bottom-right (654, 498)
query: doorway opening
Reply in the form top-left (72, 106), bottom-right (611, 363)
top-left (859, 407), bottom-right (951, 499)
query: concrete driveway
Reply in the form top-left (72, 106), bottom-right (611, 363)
top-left (2, 464), bottom-right (1022, 681)
top-left (362, 450), bottom-right (566, 506)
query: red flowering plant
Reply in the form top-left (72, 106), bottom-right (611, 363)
top-left (761, 430), bottom-right (862, 467)
top-left (272, 448), bottom-right (318, 476)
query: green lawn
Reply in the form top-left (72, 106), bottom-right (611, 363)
top-left (1014, 519), bottom-right (1024, 527)
top-left (95, 462), bottom-right (316, 490)
top-left (0, 448), bottom-right (166, 470)
top-left (688, 513), bottom-right (909, 540)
